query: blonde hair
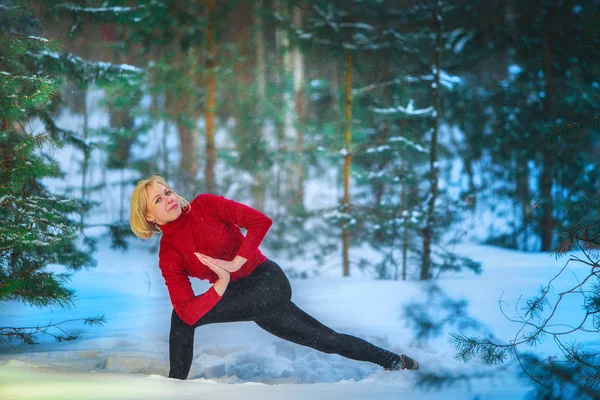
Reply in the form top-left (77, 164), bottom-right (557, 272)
top-left (129, 175), bottom-right (190, 239)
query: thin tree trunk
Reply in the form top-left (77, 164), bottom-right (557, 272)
top-left (421, 6), bottom-right (442, 281)
top-left (204, 0), bottom-right (216, 193)
top-left (80, 88), bottom-right (89, 227)
top-left (516, 155), bottom-right (530, 250)
top-left (540, 9), bottom-right (554, 251)
top-left (178, 122), bottom-right (198, 177)
top-left (291, 5), bottom-right (305, 209)
top-left (274, 0), bottom-right (286, 203)
top-left (252, 1), bottom-right (267, 211)
top-left (108, 104), bottom-right (135, 168)
top-left (162, 117), bottom-right (169, 178)
top-left (106, 25), bottom-right (136, 169)
top-left (2, 117), bottom-right (10, 167)
top-left (342, 1), bottom-right (354, 278)
top-left (280, 1), bottom-right (294, 202)
top-left (400, 119), bottom-right (409, 281)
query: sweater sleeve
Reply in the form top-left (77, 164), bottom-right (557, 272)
top-left (200, 194), bottom-right (272, 260)
top-left (159, 249), bottom-right (222, 326)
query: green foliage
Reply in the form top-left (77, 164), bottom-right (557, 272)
top-left (0, 0), bottom-right (104, 347)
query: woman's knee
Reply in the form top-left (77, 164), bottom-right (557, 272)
top-left (171, 309), bottom-right (195, 330)
top-left (266, 260), bottom-right (292, 303)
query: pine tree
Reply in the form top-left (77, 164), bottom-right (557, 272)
top-left (0, 0), bottom-right (105, 346)
top-left (451, 197), bottom-right (600, 399)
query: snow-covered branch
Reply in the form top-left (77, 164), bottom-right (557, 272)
top-left (54, 4), bottom-right (146, 13)
top-left (372, 99), bottom-right (435, 116)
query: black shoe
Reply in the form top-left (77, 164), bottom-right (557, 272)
top-left (385, 354), bottom-right (419, 371)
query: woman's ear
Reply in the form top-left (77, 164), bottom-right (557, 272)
top-left (145, 214), bottom-right (154, 223)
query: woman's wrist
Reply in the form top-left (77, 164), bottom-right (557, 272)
top-left (213, 277), bottom-right (229, 296)
top-left (233, 256), bottom-right (247, 269)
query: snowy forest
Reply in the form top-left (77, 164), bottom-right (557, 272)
top-left (1, 0), bottom-right (600, 399)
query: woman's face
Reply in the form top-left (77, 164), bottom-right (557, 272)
top-left (145, 183), bottom-right (182, 225)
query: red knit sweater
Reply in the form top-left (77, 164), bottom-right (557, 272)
top-left (158, 194), bottom-right (272, 325)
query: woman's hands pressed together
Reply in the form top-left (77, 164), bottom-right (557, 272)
top-left (195, 253), bottom-right (247, 273)
top-left (194, 253), bottom-right (248, 296)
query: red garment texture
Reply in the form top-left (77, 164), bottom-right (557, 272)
top-left (158, 194), bottom-right (272, 325)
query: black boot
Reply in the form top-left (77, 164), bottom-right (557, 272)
top-left (385, 354), bottom-right (419, 371)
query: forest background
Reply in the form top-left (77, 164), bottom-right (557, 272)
top-left (2, 0), bottom-right (600, 398)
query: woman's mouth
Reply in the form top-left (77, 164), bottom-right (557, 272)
top-left (169, 203), bottom-right (179, 211)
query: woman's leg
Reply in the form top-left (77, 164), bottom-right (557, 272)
top-left (254, 302), bottom-right (400, 368)
top-left (250, 260), bottom-right (401, 368)
top-left (168, 260), bottom-right (291, 379)
top-left (168, 310), bottom-right (195, 379)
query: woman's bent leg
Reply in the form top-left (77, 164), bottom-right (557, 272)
top-left (168, 260), bottom-right (291, 379)
top-left (168, 309), bottom-right (195, 379)
top-left (254, 302), bottom-right (400, 369)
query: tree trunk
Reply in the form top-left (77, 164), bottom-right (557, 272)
top-left (421, 7), bottom-right (442, 281)
top-left (540, 9), bottom-right (555, 251)
top-left (273, 0), bottom-right (287, 203)
top-left (204, 0), bottom-right (216, 193)
top-left (400, 119), bottom-right (409, 281)
top-left (80, 88), bottom-right (89, 227)
top-left (108, 103), bottom-right (135, 168)
top-left (178, 121), bottom-right (198, 178)
top-left (252, 0), bottom-right (267, 211)
top-left (280, 1), bottom-right (295, 203)
top-left (342, 1), bottom-right (354, 278)
top-left (516, 154), bottom-right (530, 250)
top-left (291, 5), bottom-right (306, 209)
top-left (106, 24), bottom-right (136, 169)
top-left (506, 0), bottom-right (530, 251)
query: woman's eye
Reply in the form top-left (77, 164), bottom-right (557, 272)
top-left (155, 198), bottom-right (161, 203)
top-left (166, 190), bottom-right (172, 195)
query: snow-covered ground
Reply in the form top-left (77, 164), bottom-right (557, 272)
top-left (2, 94), bottom-right (591, 399)
top-left (1, 234), bottom-right (585, 399)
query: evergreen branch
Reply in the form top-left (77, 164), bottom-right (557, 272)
top-left (453, 220), bottom-right (600, 396)
top-left (0, 315), bottom-right (105, 347)
top-left (23, 83), bottom-right (52, 101)
top-left (553, 336), bottom-right (600, 373)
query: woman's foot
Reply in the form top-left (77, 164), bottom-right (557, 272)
top-left (385, 354), bottom-right (419, 371)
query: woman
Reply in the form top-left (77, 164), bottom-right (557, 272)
top-left (129, 175), bottom-right (419, 380)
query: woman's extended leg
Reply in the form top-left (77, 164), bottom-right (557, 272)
top-left (247, 260), bottom-right (402, 368)
top-left (253, 301), bottom-right (400, 369)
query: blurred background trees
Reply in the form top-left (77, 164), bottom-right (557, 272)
top-left (2, 0), bottom-right (599, 395)
top-left (7, 0), bottom-right (596, 279)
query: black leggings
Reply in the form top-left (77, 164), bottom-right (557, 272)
top-left (168, 259), bottom-right (400, 379)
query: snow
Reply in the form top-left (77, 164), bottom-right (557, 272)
top-left (372, 99), bottom-right (434, 116)
top-left (1, 73), bottom-right (591, 400)
top-left (55, 4), bottom-right (145, 13)
top-left (35, 50), bottom-right (143, 74)
top-left (1, 231), bottom-right (587, 399)
top-left (28, 36), bottom-right (49, 42)
top-left (388, 136), bottom-right (427, 153)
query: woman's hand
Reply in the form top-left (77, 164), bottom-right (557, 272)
top-left (195, 253), bottom-right (231, 279)
top-left (195, 253), bottom-right (247, 273)
top-left (195, 253), bottom-right (231, 296)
